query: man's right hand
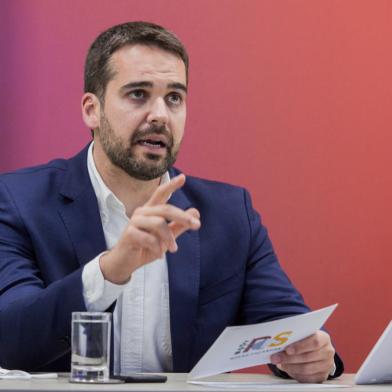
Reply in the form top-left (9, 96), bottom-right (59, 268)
top-left (99, 174), bottom-right (200, 284)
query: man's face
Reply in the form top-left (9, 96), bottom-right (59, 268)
top-left (95, 44), bottom-right (187, 180)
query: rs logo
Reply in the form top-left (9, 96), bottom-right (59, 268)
top-left (234, 331), bottom-right (293, 355)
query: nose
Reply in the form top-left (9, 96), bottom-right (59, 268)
top-left (147, 97), bottom-right (169, 126)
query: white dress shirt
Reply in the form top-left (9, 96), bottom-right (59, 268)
top-left (82, 143), bottom-right (173, 374)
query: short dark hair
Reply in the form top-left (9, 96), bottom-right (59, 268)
top-left (84, 21), bottom-right (189, 102)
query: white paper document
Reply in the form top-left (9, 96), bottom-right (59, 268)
top-left (189, 380), bottom-right (349, 389)
top-left (355, 320), bottom-right (392, 384)
top-left (188, 304), bottom-right (337, 380)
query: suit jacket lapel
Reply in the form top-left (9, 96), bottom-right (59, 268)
top-left (167, 182), bottom-right (201, 372)
top-left (58, 145), bottom-right (107, 266)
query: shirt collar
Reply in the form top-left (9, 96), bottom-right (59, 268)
top-left (87, 142), bottom-right (170, 214)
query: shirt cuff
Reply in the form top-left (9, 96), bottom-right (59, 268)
top-left (82, 252), bottom-right (127, 311)
top-left (329, 362), bottom-right (337, 377)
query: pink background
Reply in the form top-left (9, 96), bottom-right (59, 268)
top-left (1, 0), bottom-right (392, 373)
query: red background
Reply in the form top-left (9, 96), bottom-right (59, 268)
top-left (1, 0), bottom-right (392, 373)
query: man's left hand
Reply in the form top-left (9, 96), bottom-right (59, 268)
top-left (270, 330), bottom-right (335, 383)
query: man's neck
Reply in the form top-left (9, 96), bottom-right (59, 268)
top-left (93, 143), bottom-right (161, 217)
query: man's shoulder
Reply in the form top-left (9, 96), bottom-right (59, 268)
top-left (1, 158), bottom-right (68, 179)
top-left (0, 146), bottom-right (89, 196)
top-left (0, 158), bottom-right (67, 192)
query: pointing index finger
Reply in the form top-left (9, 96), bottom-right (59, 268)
top-left (146, 174), bottom-right (186, 206)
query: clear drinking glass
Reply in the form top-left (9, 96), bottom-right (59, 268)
top-left (70, 312), bottom-right (111, 383)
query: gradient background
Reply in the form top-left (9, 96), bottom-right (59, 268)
top-left (1, 0), bottom-right (392, 374)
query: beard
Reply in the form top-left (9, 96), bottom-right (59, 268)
top-left (97, 113), bottom-right (180, 181)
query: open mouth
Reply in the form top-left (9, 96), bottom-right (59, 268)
top-left (137, 139), bottom-right (167, 149)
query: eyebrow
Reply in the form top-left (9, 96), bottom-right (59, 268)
top-left (120, 81), bottom-right (187, 93)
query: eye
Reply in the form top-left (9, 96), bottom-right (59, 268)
top-left (129, 89), bottom-right (147, 100)
top-left (166, 92), bottom-right (183, 106)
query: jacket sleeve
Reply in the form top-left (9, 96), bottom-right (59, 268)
top-left (240, 189), bottom-right (344, 378)
top-left (240, 188), bottom-right (310, 323)
top-left (0, 180), bottom-right (86, 371)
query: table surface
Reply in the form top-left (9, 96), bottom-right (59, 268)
top-left (0, 373), bottom-right (391, 392)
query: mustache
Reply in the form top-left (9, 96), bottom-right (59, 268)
top-left (131, 123), bottom-right (174, 148)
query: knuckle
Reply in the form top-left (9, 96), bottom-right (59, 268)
top-left (125, 225), bottom-right (138, 237)
top-left (318, 330), bottom-right (331, 345)
top-left (310, 335), bottom-right (322, 350)
top-left (133, 206), bottom-right (143, 216)
top-left (163, 204), bottom-right (172, 214)
top-left (326, 345), bottom-right (335, 357)
top-left (130, 215), bottom-right (146, 228)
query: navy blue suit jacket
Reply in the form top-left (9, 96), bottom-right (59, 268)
top-left (0, 145), bottom-right (313, 372)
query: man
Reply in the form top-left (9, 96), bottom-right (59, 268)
top-left (0, 21), bottom-right (343, 382)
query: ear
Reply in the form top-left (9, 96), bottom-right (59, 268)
top-left (81, 93), bottom-right (101, 130)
